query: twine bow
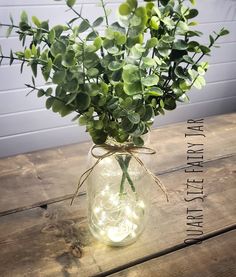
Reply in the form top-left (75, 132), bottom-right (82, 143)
top-left (71, 144), bottom-right (169, 205)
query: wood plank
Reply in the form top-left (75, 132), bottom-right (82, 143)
top-left (0, 113), bottom-right (235, 215)
top-left (0, 154), bottom-right (235, 276)
top-left (110, 230), bottom-right (236, 277)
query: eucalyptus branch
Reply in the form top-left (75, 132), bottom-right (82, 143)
top-left (69, 5), bottom-right (105, 57)
top-left (0, 23), bottom-right (20, 29)
top-left (0, 54), bottom-right (29, 64)
top-left (195, 35), bottom-right (220, 65)
top-left (25, 83), bottom-right (81, 114)
top-left (138, 53), bottom-right (145, 94)
top-left (101, 0), bottom-right (109, 26)
top-left (185, 33), bottom-right (221, 72)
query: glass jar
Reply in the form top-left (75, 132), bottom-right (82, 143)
top-left (87, 137), bottom-right (152, 246)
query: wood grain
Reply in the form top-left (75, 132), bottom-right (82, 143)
top-left (0, 154), bottom-right (235, 276)
top-left (110, 230), bottom-right (236, 277)
top-left (0, 113), bottom-right (235, 215)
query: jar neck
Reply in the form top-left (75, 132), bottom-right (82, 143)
top-left (104, 133), bottom-right (150, 147)
top-left (105, 137), bottom-right (134, 148)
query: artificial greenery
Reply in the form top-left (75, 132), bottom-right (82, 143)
top-left (0, 0), bottom-right (229, 146)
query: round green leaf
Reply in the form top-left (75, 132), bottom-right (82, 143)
top-left (51, 41), bottom-right (66, 57)
top-left (133, 136), bottom-right (144, 146)
top-left (52, 99), bottom-right (64, 113)
top-left (37, 89), bottom-right (45, 98)
top-left (145, 87), bottom-right (163, 96)
top-left (164, 96), bottom-right (177, 110)
top-left (173, 40), bottom-right (188, 50)
top-left (107, 46), bottom-right (119, 55)
top-left (77, 93), bottom-right (91, 111)
top-left (122, 64), bottom-right (140, 83)
top-left (108, 61), bottom-right (124, 71)
top-left (174, 66), bottom-right (188, 80)
top-left (186, 9), bottom-right (199, 19)
top-left (146, 37), bottom-right (158, 49)
top-left (66, 0), bottom-right (76, 8)
top-left (52, 70), bottom-right (66, 84)
top-left (141, 74), bottom-right (159, 86)
top-left (66, 78), bottom-right (78, 91)
top-left (142, 57), bottom-right (156, 67)
top-left (64, 50), bottom-right (75, 66)
top-left (150, 16), bottom-right (160, 30)
top-left (128, 112), bottom-right (140, 124)
top-left (84, 52), bottom-right (100, 68)
top-left (121, 117), bottom-right (134, 132)
top-left (127, 0), bottom-right (138, 9)
top-left (87, 67), bottom-right (99, 77)
top-left (124, 82), bottom-right (142, 95)
top-left (119, 3), bottom-right (132, 16)
top-left (93, 36), bottom-right (103, 49)
top-left (141, 105), bottom-right (154, 121)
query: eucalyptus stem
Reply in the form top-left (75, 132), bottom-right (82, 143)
top-left (101, 0), bottom-right (109, 26)
top-left (0, 54), bottom-right (29, 63)
top-left (116, 155), bottom-right (135, 194)
top-left (0, 23), bottom-right (19, 29)
top-left (69, 5), bottom-right (105, 57)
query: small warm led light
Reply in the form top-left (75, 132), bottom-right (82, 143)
top-left (107, 226), bottom-right (130, 242)
top-left (125, 206), bottom-right (132, 216)
top-left (101, 211), bottom-right (106, 220)
top-left (109, 195), bottom-right (119, 206)
top-left (100, 230), bottom-right (105, 236)
top-left (98, 220), bottom-right (104, 226)
top-left (132, 211), bottom-right (139, 220)
top-left (138, 200), bottom-right (145, 209)
top-left (94, 207), bottom-right (101, 214)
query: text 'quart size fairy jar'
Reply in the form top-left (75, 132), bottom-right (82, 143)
top-left (87, 136), bottom-right (152, 246)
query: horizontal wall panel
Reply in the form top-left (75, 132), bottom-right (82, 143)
top-left (1, 79), bottom-right (236, 116)
top-left (0, 0), bottom-right (121, 6)
top-left (1, 59), bottom-right (236, 92)
top-left (0, 97), bottom-right (235, 158)
top-left (195, 0), bottom-right (236, 23)
top-left (0, 124), bottom-right (89, 158)
top-left (206, 62), bottom-right (236, 83)
top-left (0, 64), bottom-right (45, 91)
top-left (0, 88), bottom-right (46, 114)
top-left (0, 109), bottom-right (77, 137)
top-left (154, 96), bottom-right (236, 127)
top-left (187, 79), bottom-right (236, 103)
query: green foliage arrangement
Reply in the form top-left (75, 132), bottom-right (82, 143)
top-left (0, 0), bottom-right (229, 146)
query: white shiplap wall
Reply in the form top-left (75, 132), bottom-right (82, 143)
top-left (0, 0), bottom-right (236, 158)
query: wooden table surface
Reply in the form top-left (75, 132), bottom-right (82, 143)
top-left (0, 113), bottom-right (235, 277)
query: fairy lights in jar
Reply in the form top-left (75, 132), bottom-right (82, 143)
top-left (90, 186), bottom-right (146, 244)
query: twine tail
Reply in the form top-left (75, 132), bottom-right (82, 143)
top-left (70, 158), bottom-right (101, 205)
top-left (130, 153), bottom-right (169, 202)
